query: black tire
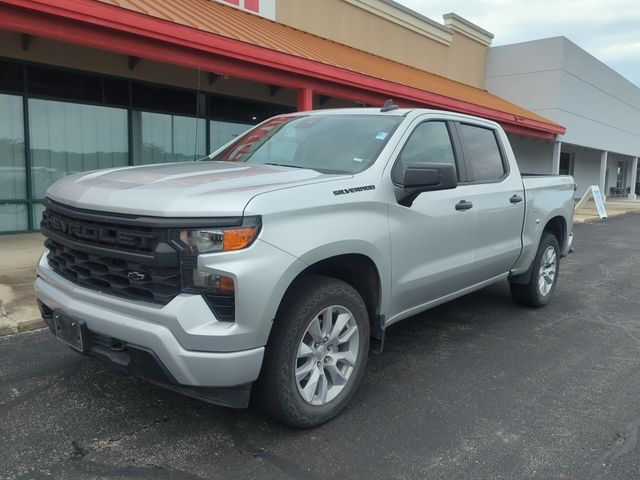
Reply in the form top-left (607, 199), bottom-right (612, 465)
top-left (255, 274), bottom-right (370, 428)
top-left (510, 232), bottom-right (560, 308)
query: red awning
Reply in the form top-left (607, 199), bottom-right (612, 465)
top-left (0, 0), bottom-right (565, 139)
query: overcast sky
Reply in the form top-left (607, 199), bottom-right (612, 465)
top-left (396, 0), bottom-right (640, 87)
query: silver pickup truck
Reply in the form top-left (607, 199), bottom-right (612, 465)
top-left (35, 105), bottom-right (575, 427)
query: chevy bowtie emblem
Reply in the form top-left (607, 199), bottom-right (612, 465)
top-left (127, 271), bottom-right (149, 282)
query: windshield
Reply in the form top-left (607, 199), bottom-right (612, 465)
top-left (210, 114), bottom-right (402, 174)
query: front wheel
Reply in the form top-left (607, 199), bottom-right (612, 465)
top-left (510, 232), bottom-right (560, 308)
top-left (256, 274), bottom-right (370, 428)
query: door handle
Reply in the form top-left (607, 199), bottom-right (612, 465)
top-left (510, 194), bottom-right (523, 204)
top-left (455, 200), bottom-right (473, 211)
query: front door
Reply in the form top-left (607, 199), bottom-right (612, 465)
top-left (387, 119), bottom-right (477, 318)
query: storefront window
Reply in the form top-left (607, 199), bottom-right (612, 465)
top-left (210, 120), bottom-right (252, 152)
top-left (616, 160), bottom-right (625, 190)
top-left (0, 58), bottom-right (296, 233)
top-left (0, 94), bottom-right (26, 200)
top-left (0, 60), bottom-right (23, 94)
top-left (28, 98), bottom-right (128, 199)
top-left (27, 64), bottom-right (129, 107)
top-left (0, 204), bottom-right (28, 233)
top-left (207, 94), bottom-right (293, 152)
top-left (0, 94), bottom-right (27, 232)
top-left (132, 111), bottom-right (206, 164)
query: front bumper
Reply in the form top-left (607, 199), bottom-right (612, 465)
top-left (39, 302), bottom-right (253, 407)
top-left (35, 254), bottom-right (265, 390)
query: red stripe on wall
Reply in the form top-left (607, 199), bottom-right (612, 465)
top-left (223, 0), bottom-right (240, 6)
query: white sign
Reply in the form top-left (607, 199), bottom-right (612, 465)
top-left (591, 185), bottom-right (607, 218)
top-left (575, 185), bottom-right (607, 219)
top-left (217, 0), bottom-right (276, 20)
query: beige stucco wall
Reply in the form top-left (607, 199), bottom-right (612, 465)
top-left (447, 32), bottom-right (488, 88)
top-left (275, 0), bottom-right (488, 88)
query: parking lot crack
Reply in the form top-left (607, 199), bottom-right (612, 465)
top-left (101, 415), bottom-right (176, 446)
top-left (588, 415), bottom-right (640, 479)
top-left (223, 411), bottom-right (323, 480)
top-left (70, 440), bottom-right (89, 461)
top-left (581, 316), bottom-right (640, 347)
top-left (0, 364), bottom-right (80, 416)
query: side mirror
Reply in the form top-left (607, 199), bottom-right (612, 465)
top-left (396, 162), bottom-right (457, 207)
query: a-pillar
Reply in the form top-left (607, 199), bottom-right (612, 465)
top-left (628, 156), bottom-right (638, 200)
top-left (599, 151), bottom-right (608, 201)
top-left (297, 87), bottom-right (313, 112)
top-left (551, 140), bottom-right (562, 174)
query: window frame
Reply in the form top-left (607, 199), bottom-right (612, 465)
top-left (453, 121), bottom-right (510, 185)
top-left (391, 119), bottom-right (466, 186)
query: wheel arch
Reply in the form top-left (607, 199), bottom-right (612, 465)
top-left (269, 249), bottom-right (386, 344)
top-left (510, 215), bottom-right (566, 286)
top-left (543, 215), bottom-right (567, 252)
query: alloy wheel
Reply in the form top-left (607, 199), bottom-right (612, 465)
top-left (294, 305), bottom-right (360, 406)
top-left (538, 246), bottom-right (557, 296)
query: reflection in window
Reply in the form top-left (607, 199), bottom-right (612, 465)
top-left (213, 115), bottom-right (400, 174)
top-left (210, 120), bottom-right (252, 152)
top-left (0, 94), bottom-right (26, 232)
top-left (0, 94), bottom-right (26, 201)
top-left (460, 124), bottom-right (505, 182)
top-left (132, 111), bottom-right (206, 164)
top-left (394, 121), bottom-right (456, 183)
top-left (32, 202), bottom-right (46, 232)
top-left (28, 99), bottom-right (128, 198)
top-left (0, 203), bottom-right (28, 233)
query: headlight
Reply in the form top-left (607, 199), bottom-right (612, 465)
top-left (177, 218), bottom-right (261, 323)
top-left (179, 225), bottom-right (259, 254)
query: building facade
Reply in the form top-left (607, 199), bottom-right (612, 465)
top-left (486, 36), bottom-right (640, 200)
top-left (0, 0), bottom-right (563, 233)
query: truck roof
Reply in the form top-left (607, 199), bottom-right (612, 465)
top-left (299, 107), bottom-right (414, 116)
top-left (288, 107), bottom-right (502, 129)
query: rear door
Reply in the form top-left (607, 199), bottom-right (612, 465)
top-left (453, 122), bottom-right (525, 283)
top-left (386, 118), bottom-right (477, 317)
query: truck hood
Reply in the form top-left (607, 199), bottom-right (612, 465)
top-left (47, 161), bottom-right (346, 217)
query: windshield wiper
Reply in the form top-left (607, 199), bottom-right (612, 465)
top-left (264, 163), bottom-right (308, 169)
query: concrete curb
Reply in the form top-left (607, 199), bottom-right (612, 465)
top-left (0, 315), bottom-right (45, 336)
top-left (0, 232), bottom-right (47, 337)
top-left (0, 317), bottom-right (18, 336)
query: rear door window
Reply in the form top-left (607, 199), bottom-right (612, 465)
top-left (458, 124), bottom-right (506, 182)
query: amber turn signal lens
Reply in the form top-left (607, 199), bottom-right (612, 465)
top-left (218, 275), bottom-right (235, 293)
top-left (223, 226), bottom-right (259, 251)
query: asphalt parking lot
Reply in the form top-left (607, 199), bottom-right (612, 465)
top-left (2, 214), bottom-right (640, 480)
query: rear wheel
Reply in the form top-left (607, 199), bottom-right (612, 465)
top-left (510, 232), bottom-right (560, 308)
top-left (256, 274), bottom-right (369, 428)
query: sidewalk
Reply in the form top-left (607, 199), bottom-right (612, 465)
top-left (574, 198), bottom-right (640, 223)
top-left (0, 233), bottom-right (45, 335)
